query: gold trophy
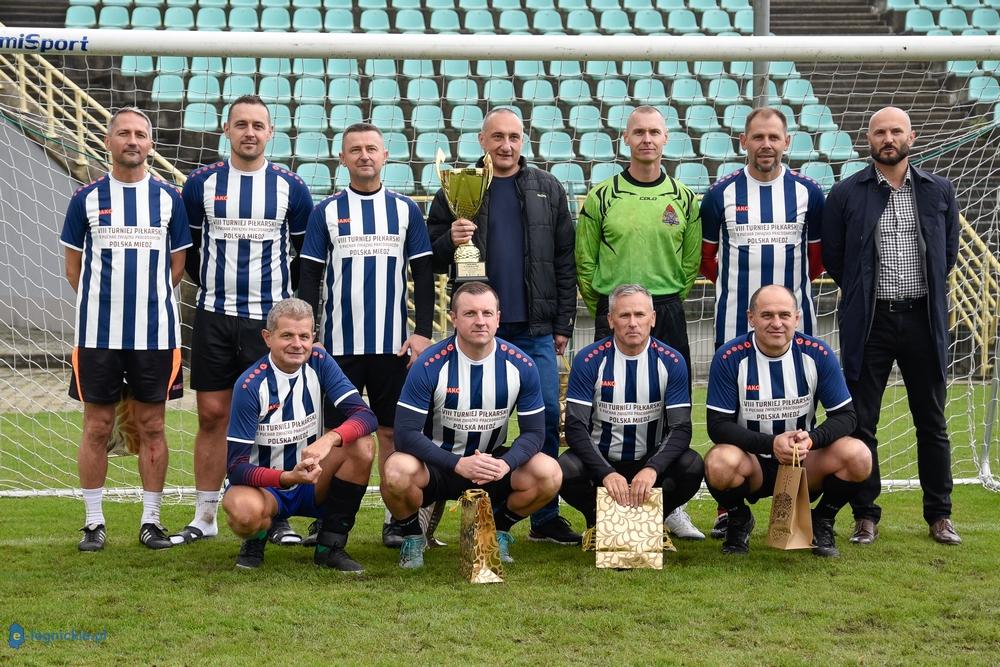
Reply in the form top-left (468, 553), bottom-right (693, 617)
top-left (435, 149), bottom-right (493, 284)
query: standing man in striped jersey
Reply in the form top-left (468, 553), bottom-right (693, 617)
top-left (699, 107), bottom-right (826, 539)
top-left (61, 107), bottom-right (192, 551)
top-left (558, 284), bottom-right (703, 543)
top-left (176, 95), bottom-right (314, 545)
top-left (298, 122), bottom-right (435, 547)
top-left (382, 282), bottom-right (562, 569)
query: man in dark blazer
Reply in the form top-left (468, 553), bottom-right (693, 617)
top-left (822, 106), bottom-right (961, 546)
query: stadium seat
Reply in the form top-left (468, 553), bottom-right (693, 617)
top-left (685, 104), bottom-right (722, 134)
top-left (164, 7), bottom-right (194, 29)
top-left (265, 132), bottom-right (293, 160)
top-left (946, 60), bottom-right (980, 78)
top-left (324, 9), bottom-right (354, 31)
top-left (194, 7), bottom-right (226, 29)
top-left (257, 76), bottom-right (290, 104)
top-left (445, 78), bottom-right (479, 103)
top-left (599, 79), bottom-right (631, 105)
top-left (533, 9), bottom-right (564, 31)
top-left (782, 79), bottom-right (819, 105)
top-left (364, 59), bottom-right (396, 78)
top-left (715, 161), bottom-right (744, 179)
top-left (689, 0), bottom-right (718, 11)
top-left (539, 131), bottom-right (575, 161)
top-left (465, 9), bottom-right (496, 31)
top-left (130, 7), bottom-right (162, 29)
top-left (395, 9), bottom-right (426, 31)
top-left (226, 57), bottom-right (256, 75)
top-left (972, 8), bottom-right (1000, 30)
top-left (451, 105), bottom-right (484, 132)
top-left (633, 9), bottom-right (666, 32)
top-left (156, 56), bottom-right (187, 74)
top-left (607, 104), bottom-right (636, 131)
top-left (441, 60), bottom-right (471, 79)
top-left (798, 162), bottom-right (835, 191)
top-left (776, 104), bottom-right (799, 131)
top-left (662, 132), bottom-right (696, 159)
top-left (579, 132), bottom-right (616, 161)
top-left (667, 9), bottom-right (699, 33)
top-left (294, 77), bottom-right (326, 103)
top-left (458, 133), bottom-right (484, 161)
top-left (187, 74), bottom-right (221, 103)
top-left (768, 60), bottom-right (800, 80)
top-left (383, 164), bottom-right (415, 195)
top-left (623, 0), bottom-right (654, 9)
top-left (721, 0), bottom-right (750, 9)
top-left (721, 103), bottom-right (751, 132)
top-left (529, 106), bottom-right (565, 133)
top-left (592, 0), bottom-right (620, 10)
top-left (527, 0), bottom-right (555, 9)
top-left (918, 0), bottom-right (948, 8)
top-left (371, 104), bottom-right (405, 132)
top-left (414, 132), bottom-right (451, 161)
top-left (674, 162), bottom-right (710, 194)
top-left (952, 0), bottom-right (981, 8)
top-left (745, 79), bottom-right (781, 105)
top-left (786, 131), bottom-right (819, 161)
top-left (98, 6), bottom-right (129, 28)
top-left (658, 61), bottom-right (692, 79)
top-left (261, 0), bottom-right (291, 6)
top-left (545, 62), bottom-right (581, 81)
top-left (295, 132), bottom-right (329, 160)
top-left (430, 9), bottom-right (461, 32)
top-left (969, 76), bottom-right (1000, 103)
top-left (425, 0), bottom-right (454, 8)
top-left (259, 58), bottom-right (292, 76)
top-left (190, 56), bottom-right (223, 75)
top-left (983, 60), bottom-right (1000, 75)
top-left (420, 163), bottom-right (444, 193)
top-left (600, 9), bottom-right (633, 34)
top-left (728, 60), bottom-right (753, 80)
top-left (405, 78), bottom-right (440, 104)
top-left (294, 104), bottom-right (327, 132)
top-left (223, 75), bottom-right (255, 102)
top-left (66, 4), bottom-right (97, 26)
top-left (701, 8), bottom-right (733, 33)
top-left (261, 104), bottom-right (290, 133)
top-left (514, 61), bottom-right (545, 81)
top-left (621, 61), bottom-right (655, 80)
top-left (799, 104), bottom-right (839, 132)
top-left (632, 78), bottom-right (668, 105)
top-left (566, 9), bottom-right (599, 32)
top-left (297, 163), bottom-right (331, 196)
top-left (693, 60), bottom-right (726, 80)
top-left (359, 9), bottom-right (390, 31)
top-left (183, 103), bottom-right (218, 132)
top-left (261, 7), bottom-right (291, 29)
top-left (939, 7), bottom-right (971, 31)
top-left (121, 55), bottom-right (154, 77)
top-left (568, 105), bottom-right (602, 132)
top-left (402, 59), bottom-right (434, 79)
top-left (523, 80), bottom-right (557, 105)
top-left (333, 166), bottom-right (351, 191)
top-left (292, 0), bottom-right (321, 7)
top-left (557, 0), bottom-right (587, 9)
top-left (329, 78), bottom-right (362, 104)
top-left (657, 105), bottom-right (683, 131)
top-left (198, 0), bottom-right (227, 7)
top-left (699, 132), bottom-right (738, 160)
top-left (291, 58), bottom-right (325, 77)
top-left (904, 8), bottom-right (935, 32)
top-left (885, 0), bottom-right (918, 8)
top-left (368, 79), bottom-right (401, 105)
top-left (227, 7), bottom-right (257, 30)
top-left (590, 162), bottom-right (624, 185)
top-left (818, 131), bottom-right (859, 160)
top-left (413, 106), bottom-right (445, 132)
top-left (734, 8), bottom-right (753, 33)
top-left (499, 9), bottom-right (530, 31)
top-left (585, 60), bottom-right (618, 78)
top-left (670, 79), bottom-right (707, 106)
top-left (707, 78), bottom-right (742, 105)
top-left (484, 79), bottom-right (516, 104)
top-left (559, 79), bottom-right (593, 104)
top-left (477, 61), bottom-right (510, 78)
top-left (552, 163), bottom-right (588, 197)
top-left (330, 104), bottom-right (363, 131)
top-left (839, 160), bottom-right (867, 180)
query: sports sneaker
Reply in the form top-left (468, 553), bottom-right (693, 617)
top-left (267, 517), bottom-right (302, 546)
top-left (78, 523), bottom-right (106, 552)
top-left (811, 513), bottom-right (840, 558)
top-left (139, 522), bottom-right (173, 550)
top-left (301, 519), bottom-right (321, 547)
top-left (170, 525), bottom-right (209, 546)
top-left (665, 505), bottom-right (706, 540)
top-left (399, 534), bottom-right (427, 569)
top-left (314, 533), bottom-right (363, 574)
top-left (721, 508), bottom-right (755, 555)
top-left (710, 511), bottom-right (728, 540)
top-left (382, 521), bottom-right (404, 548)
top-left (236, 536), bottom-right (266, 569)
top-left (528, 515), bottom-right (582, 545)
top-left (497, 530), bottom-right (515, 563)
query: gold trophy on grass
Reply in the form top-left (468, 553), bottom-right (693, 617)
top-left (435, 148), bottom-right (493, 284)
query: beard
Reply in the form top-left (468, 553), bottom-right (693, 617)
top-left (870, 142), bottom-right (909, 166)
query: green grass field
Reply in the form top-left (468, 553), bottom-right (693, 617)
top-left (2, 487), bottom-right (999, 665)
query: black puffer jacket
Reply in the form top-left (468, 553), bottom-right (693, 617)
top-left (427, 156), bottom-right (577, 338)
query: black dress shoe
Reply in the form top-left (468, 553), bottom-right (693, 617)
top-left (849, 518), bottom-right (878, 545)
top-left (929, 518), bottom-right (962, 545)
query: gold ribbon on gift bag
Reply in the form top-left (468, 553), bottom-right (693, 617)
top-left (595, 487), bottom-right (663, 569)
top-left (457, 489), bottom-right (504, 584)
top-left (766, 446), bottom-right (814, 550)
top-left (106, 386), bottom-right (140, 457)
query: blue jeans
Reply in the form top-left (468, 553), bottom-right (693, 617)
top-left (497, 323), bottom-right (560, 528)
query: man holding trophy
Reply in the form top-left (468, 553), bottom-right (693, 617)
top-left (427, 108), bottom-right (581, 546)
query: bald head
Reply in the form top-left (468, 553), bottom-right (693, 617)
top-left (479, 108), bottom-right (523, 177)
top-left (868, 106), bottom-right (911, 134)
top-left (867, 106), bottom-right (915, 167)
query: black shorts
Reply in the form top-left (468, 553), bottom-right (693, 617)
top-left (422, 458), bottom-right (515, 508)
top-left (325, 354), bottom-right (408, 428)
top-left (747, 454), bottom-right (781, 503)
top-left (190, 309), bottom-right (269, 392)
top-left (69, 347), bottom-right (183, 404)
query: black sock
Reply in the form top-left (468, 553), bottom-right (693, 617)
top-left (493, 506), bottom-right (524, 532)
top-left (320, 477), bottom-right (367, 536)
top-left (707, 480), bottom-right (750, 516)
top-left (815, 475), bottom-right (863, 521)
top-left (396, 512), bottom-right (422, 537)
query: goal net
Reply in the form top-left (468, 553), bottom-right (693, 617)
top-left (0, 28), bottom-right (997, 499)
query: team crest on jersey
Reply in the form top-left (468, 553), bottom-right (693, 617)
top-left (662, 204), bottom-right (679, 226)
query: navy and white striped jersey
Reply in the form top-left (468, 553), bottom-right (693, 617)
top-left (182, 160), bottom-right (312, 320)
top-left (60, 173), bottom-right (191, 350)
top-left (566, 337), bottom-right (690, 463)
top-left (300, 186), bottom-right (432, 356)
top-left (701, 166), bottom-right (824, 346)
top-left (706, 332), bottom-right (851, 454)
top-left (226, 347), bottom-right (376, 487)
top-left (397, 337), bottom-right (543, 458)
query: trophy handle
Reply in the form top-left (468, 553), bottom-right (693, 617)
top-left (435, 147), bottom-right (447, 184)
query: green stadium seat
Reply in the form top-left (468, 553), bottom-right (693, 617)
top-left (121, 55), bottom-right (154, 77)
top-left (745, 79), bottom-right (781, 105)
top-left (393, 9), bottom-right (425, 31)
top-left (633, 8), bottom-right (665, 32)
top-left (606, 104), bottom-right (635, 131)
top-left (585, 60), bottom-right (618, 78)
top-left (668, 9), bottom-right (699, 33)
top-left (151, 74), bottom-right (186, 103)
top-left (194, 7), bottom-right (226, 29)
top-left (263, 0), bottom-right (291, 6)
top-left (199, 0), bottom-right (228, 7)
top-left (734, 8), bottom-right (753, 33)
top-left (261, 7), bottom-right (291, 29)
top-left (662, 132), bottom-right (696, 159)
top-left (693, 60), bottom-right (725, 79)
top-left (183, 103), bottom-right (219, 132)
top-left (699, 131), bottom-right (737, 160)
top-left (412, 105), bottom-right (445, 132)
top-left (414, 132), bottom-right (451, 161)
top-left (131, 7), bottom-right (162, 29)
top-left (320, 60), bottom-right (355, 79)
top-left (721, 0), bottom-right (750, 9)
top-left (330, 104), bottom-right (363, 131)
top-left (370, 104), bottom-right (405, 132)
top-left (227, 7), bottom-right (257, 30)
top-left (701, 8), bottom-right (733, 33)
top-left (334, 166), bottom-right (350, 191)
top-left (623, 0), bottom-right (654, 10)
top-left (66, 5), bottom-right (97, 28)
top-left (658, 61), bottom-right (692, 79)
top-left (886, 0), bottom-right (918, 9)
top-left (707, 78), bottom-right (741, 105)
top-left (441, 60), bottom-right (471, 79)
top-left (839, 160), bottom-right (867, 180)
top-left (590, 162), bottom-right (623, 185)
top-left (294, 104), bottom-right (327, 132)
top-left (464, 9), bottom-right (495, 31)
top-left (297, 163), bottom-right (331, 196)
top-left (98, 6), bottom-right (129, 28)
top-left (401, 59), bottom-right (433, 79)
top-left (451, 105), bottom-right (484, 131)
top-left (918, 0), bottom-right (947, 9)
top-left (715, 161), bottom-right (744, 179)
top-left (294, 77), bottom-right (327, 103)
top-left (786, 131), bottom-right (819, 161)
top-left (295, 132), bottom-right (329, 160)
top-left (684, 104), bottom-right (721, 134)
top-left (568, 105), bottom-right (602, 132)
top-left (218, 135), bottom-right (231, 157)
top-left (656, 0), bottom-right (685, 9)
top-left (223, 75), bottom-right (255, 101)
top-left (499, 9), bottom-right (530, 31)
top-left (721, 103), bottom-right (751, 131)
top-left (523, 80), bottom-right (557, 104)
top-left (157, 56), bottom-right (187, 74)
top-left (225, 57), bottom-right (255, 75)
top-left (689, 0), bottom-right (718, 12)
top-left (768, 60), bottom-right (800, 80)
top-left (368, 79), bottom-right (401, 105)
top-left (420, 163), bottom-right (443, 194)
top-left (259, 58), bottom-right (292, 76)
top-left (969, 76), bottom-right (1000, 103)
top-left (539, 131), bottom-right (574, 161)
top-left (446, 78), bottom-right (479, 103)
top-left (257, 76), bottom-right (290, 103)
top-left (359, 0), bottom-right (388, 7)
top-left (904, 8), bottom-right (936, 32)
top-left (458, 133), bottom-right (484, 161)
top-left (674, 162), bottom-right (710, 194)
top-left (324, 9), bottom-right (353, 30)
top-left (559, 79), bottom-right (593, 104)
top-left (132, 0), bottom-right (162, 6)
top-left (477, 61), bottom-right (510, 78)
top-left (973, 8), bottom-right (1000, 30)
top-left (190, 56), bottom-right (223, 74)
top-left (485, 79), bottom-right (516, 104)
top-left (962, 27), bottom-right (987, 35)
top-left (600, 9), bottom-right (632, 33)
top-left (939, 7), bottom-right (971, 31)
top-left (515, 61), bottom-right (545, 81)
top-left (527, 0), bottom-right (555, 9)
top-left (548, 61), bottom-right (582, 79)
top-left (293, 0), bottom-right (322, 7)
top-left (798, 162), bottom-right (835, 191)
top-left (799, 104), bottom-right (838, 132)
top-left (259, 104), bottom-right (290, 132)
top-left (557, 0), bottom-right (588, 10)
top-left (782, 78), bottom-right (819, 105)
top-left (551, 163), bottom-right (588, 195)
top-left (365, 59), bottom-right (397, 78)
top-left (492, 0), bottom-right (520, 8)
top-left (425, 0), bottom-right (454, 8)
top-left (359, 9), bottom-right (390, 31)
top-left (728, 60), bottom-right (753, 80)
top-left (620, 61), bottom-right (654, 79)
top-left (383, 164), bottom-right (415, 195)
top-left (670, 78), bottom-right (706, 105)
top-left (187, 74), bottom-right (222, 103)
top-left (567, 9), bottom-right (599, 32)
top-left (592, 0), bottom-right (620, 10)
top-left (329, 78), bottom-right (362, 104)
top-left (632, 78), bottom-right (668, 105)
top-left (983, 60), bottom-right (1000, 75)
top-left (292, 7), bottom-right (322, 30)
top-left (403, 78), bottom-right (438, 104)
top-left (430, 9), bottom-right (461, 31)
top-left (657, 105), bottom-right (682, 131)
top-left (533, 9), bottom-right (563, 31)
top-left (598, 79), bottom-right (630, 105)
top-left (927, 27), bottom-right (953, 34)
top-left (953, 0), bottom-right (982, 8)
top-left (579, 132), bottom-right (615, 161)
top-left (291, 58), bottom-right (325, 77)
top-left (776, 103), bottom-right (799, 131)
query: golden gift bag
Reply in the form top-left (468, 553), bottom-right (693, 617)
top-left (458, 489), bottom-right (504, 584)
top-left (766, 448), bottom-right (814, 550)
top-left (595, 487), bottom-right (663, 569)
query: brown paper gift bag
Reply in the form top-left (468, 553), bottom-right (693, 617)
top-left (766, 447), bottom-right (813, 550)
top-left (458, 489), bottom-right (504, 583)
top-left (594, 487), bottom-right (663, 569)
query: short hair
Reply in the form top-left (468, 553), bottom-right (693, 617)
top-left (266, 297), bottom-right (314, 332)
top-left (608, 283), bottom-right (653, 312)
top-left (748, 284), bottom-right (799, 313)
top-left (744, 107), bottom-right (789, 135)
top-left (342, 122), bottom-right (384, 140)
top-left (449, 281), bottom-right (499, 312)
top-left (227, 95), bottom-right (271, 124)
top-left (482, 107), bottom-right (522, 129)
top-left (108, 106), bottom-right (152, 137)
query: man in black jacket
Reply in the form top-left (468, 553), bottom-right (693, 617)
top-left (426, 108), bottom-right (580, 545)
top-left (822, 106), bottom-right (962, 546)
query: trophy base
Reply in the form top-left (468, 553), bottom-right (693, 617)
top-left (454, 261), bottom-right (488, 284)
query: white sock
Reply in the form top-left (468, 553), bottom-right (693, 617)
top-left (82, 487), bottom-right (105, 527)
top-left (140, 491), bottom-right (162, 526)
top-left (190, 490), bottom-right (220, 536)
top-left (384, 507), bottom-right (393, 525)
